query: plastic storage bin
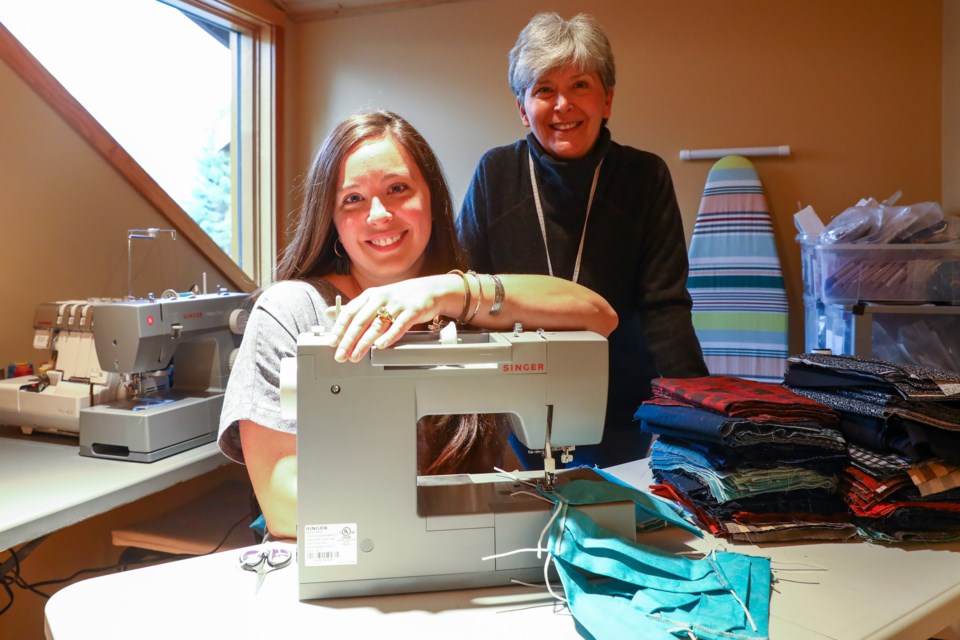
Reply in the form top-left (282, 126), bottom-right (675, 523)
top-left (800, 242), bottom-right (821, 299)
top-left (803, 294), bottom-right (826, 354)
top-left (817, 244), bottom-right (960, 305)
top-left (821, 303), bottom-right (960, 372)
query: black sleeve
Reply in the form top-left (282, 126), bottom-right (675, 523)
top-left (635, 157), bottom-right (708, 379)
top-left (456, 156), bottom-right (495, 273)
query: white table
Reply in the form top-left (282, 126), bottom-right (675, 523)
top-left (45, 544), bottom-right (581, 640)
top-left (0, 429), bottom-right (229, 552)
top-left (43, 460), bottom-right (960, 640)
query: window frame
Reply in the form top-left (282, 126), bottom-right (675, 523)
top-left (0, 0), bottom-right (284, 291)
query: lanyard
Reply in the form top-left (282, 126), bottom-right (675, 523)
top-left (528, 152), bottom-right (603, 284)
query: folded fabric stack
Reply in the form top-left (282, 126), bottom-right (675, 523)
top-left (636, 375), bottom-right (855, 542)
top-left (784, 353), bottom-right (960, 542)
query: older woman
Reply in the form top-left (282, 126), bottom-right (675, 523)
top-left (458, 13), bottom-right (707, 469)
top-left (218, 111), bottom-right (617, 539)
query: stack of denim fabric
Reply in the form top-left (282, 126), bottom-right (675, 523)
top-left (636, 375), bottom-right (856, 542)
top-left (784, 353), bottom-right (960, 542)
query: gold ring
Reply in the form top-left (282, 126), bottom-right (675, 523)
top-left (376, 306), bottom-right (396, 324)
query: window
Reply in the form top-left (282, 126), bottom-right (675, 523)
top-left (0, 0), bottom-right (282, 288)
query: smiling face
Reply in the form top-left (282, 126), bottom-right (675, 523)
top-left (518, 65), bottom-right (614, 160)
top-left (333, 135), bottom-right (432, 288)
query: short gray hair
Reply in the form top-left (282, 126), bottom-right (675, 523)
top-left (508, 12), bottom-right (616, 99)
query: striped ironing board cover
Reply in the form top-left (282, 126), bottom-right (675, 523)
top-left (686, 155), bottom-right (788, 382)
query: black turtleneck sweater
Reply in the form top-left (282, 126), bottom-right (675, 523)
top-left (457, 127), bottom-right (707, 467)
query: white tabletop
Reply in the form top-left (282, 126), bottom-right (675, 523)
top-left (0, 429), bottom-right (229, 551)
top-left (45, 543), bottom-right (584, 640)
top-left (43, 460), bottom-right (960, 640)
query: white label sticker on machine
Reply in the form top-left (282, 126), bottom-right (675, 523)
top-left (303, 523), bottom-right (358, 566)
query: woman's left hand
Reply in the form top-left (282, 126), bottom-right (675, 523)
top-left (327, 275), bottom-right (458, 362)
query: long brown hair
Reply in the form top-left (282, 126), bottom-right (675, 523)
top-left (276, 110), bottom-right (463, 281)
top-left (279, 111), bottom-right (505, 475)
top-left (418, 414), bottom-right (507, 475)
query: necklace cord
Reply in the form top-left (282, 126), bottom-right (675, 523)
top-left (528, 152), bottom-right (602, 283)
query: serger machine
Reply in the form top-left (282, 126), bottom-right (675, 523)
top-left (78, 290), bottom-right (247, 462)
top-left (284, 326), bottom-right (636, 600)
top-left (0, 300), bottom-right (120, 435)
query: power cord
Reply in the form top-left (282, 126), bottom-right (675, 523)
top-left (0, 508), bottom-right (254, 616)
top-left (1, 574), bottom-right (13, 617)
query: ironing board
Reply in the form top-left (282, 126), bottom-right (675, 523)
top-left (686, 155), bottom-right (788, 382)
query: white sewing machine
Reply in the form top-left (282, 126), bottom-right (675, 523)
top-left (78, 290), bottom-right (247, 462)
top-left (285, 326), bottom-right (636, 600)
top-left (0, 300), bottom-right (121, 435)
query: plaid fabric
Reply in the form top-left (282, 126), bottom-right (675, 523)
top-left (843, 466), bottom-right (911, 509)
top-left (907, 459), bottom-right (960, 497)
top-left (846, 498), bottom-right (960, 518)
top-left (848, 444), bottom-right (911, 475)
top-left (651, 375), bottom-right (839, 426)
top-left (843, 466), bottom-right (960, 517)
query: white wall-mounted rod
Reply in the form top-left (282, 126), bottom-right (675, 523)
top-left (679, 145), bottom-right (791, 161)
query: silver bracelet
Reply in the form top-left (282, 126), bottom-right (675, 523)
top-left (465, 271), bottom-right (484, 324)
top-left (447, 269), bottom-right (471, 324)
top-left (489, 274), bottom-right (504, 316)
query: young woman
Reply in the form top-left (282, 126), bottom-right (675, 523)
top-left (458, 13), bottom-right (707, 469)
top-left (218, 111), bottom-right (617, 539)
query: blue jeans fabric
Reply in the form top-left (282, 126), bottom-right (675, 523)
top-left (674, 438), bottom-right (847, 474)
top-left (656, 469), bottom-right (848, 519)
top-left (650, 439), bottom-right (838, 503)
top-left (636, 403), bottom-right (846, 451)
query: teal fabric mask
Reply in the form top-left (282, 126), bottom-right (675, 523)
top-left (565, 468), bottom-right (703, 535)
top-left (540, 479), bottom-right (772, 640)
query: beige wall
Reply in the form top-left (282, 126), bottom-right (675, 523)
top-left (0, 59), bottom-right (233, 365)
top-left (945, 0), bottom-right (960, 216)
top-left (287, 0), bottom-right (944, 354)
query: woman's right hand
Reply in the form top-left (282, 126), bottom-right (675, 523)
top-left (326, 274), bottom-right (463, 362)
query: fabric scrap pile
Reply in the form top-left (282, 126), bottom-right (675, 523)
top-left (636, 375), bottom-right (855, 542)
top-left (784, 353), bottom-right (960, 542)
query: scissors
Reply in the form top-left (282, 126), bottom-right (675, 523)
top-left (239, 546), bottom-right (293, 595)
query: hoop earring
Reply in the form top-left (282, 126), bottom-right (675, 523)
top-left (334, 238), bottom-right (351, 275)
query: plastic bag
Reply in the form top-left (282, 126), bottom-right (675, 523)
top-left (901, 215), bottom-right (960, 244)
top-left (818, 191), bottom-right (945, 244)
